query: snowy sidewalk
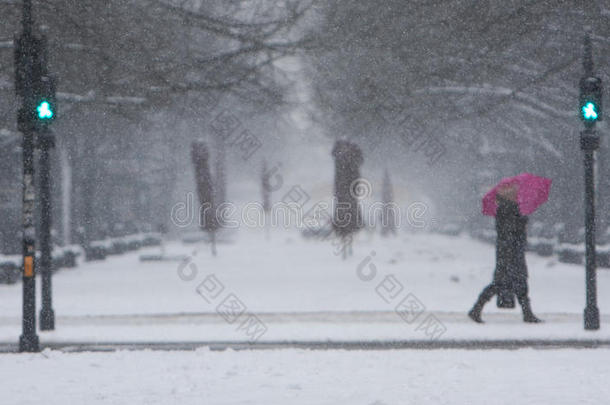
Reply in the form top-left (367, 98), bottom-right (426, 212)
top-left (2, 310), bottom-right (610, 348)
top-left (1, 230), bottom-right (609, 345)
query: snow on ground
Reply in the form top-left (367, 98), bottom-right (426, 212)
top-left (1, 228), bottom-right (609, 343)
top-left (2, 347), bottom-right (610, 405)
top-left (2, 229), bottom-right (610, 405)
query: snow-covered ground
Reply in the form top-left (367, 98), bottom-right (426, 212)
top-left (0, 229), bottom-right (609, 343)
top-left (2, 347), bottom-right (610, 405)
top-left (2, 229), bottom-right (610, 405)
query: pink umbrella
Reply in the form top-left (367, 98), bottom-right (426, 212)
top-left (482, 173), bottom-right (552, 217)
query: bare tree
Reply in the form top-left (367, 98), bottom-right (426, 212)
top-left (191, 140), bottom-right (218, 255)
top-left (261, 158), bottom-right (272, 239)
top-left (306, 0), bottom-right (609, 237)
top-left (380, 168), bottom-right (397, 237)
top-left (332, 139), bottom-right (363, 258)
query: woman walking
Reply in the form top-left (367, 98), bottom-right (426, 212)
top-left (469, 174), bottom-right (551, 324)
top-left (469, 193), bottom-right (540, 323)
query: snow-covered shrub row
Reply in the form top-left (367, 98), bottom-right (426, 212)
top-left (0, 233), bottom-right (163, 282)
top-left (85, 233), bottom-right (162, 261)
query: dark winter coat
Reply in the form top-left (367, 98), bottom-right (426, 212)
top-left (493, 197), bottom-right (528, 289)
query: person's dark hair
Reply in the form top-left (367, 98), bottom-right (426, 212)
top-left (496, 195), bottom-right (523, 218)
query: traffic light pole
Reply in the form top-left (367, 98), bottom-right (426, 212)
top-left (39, 129), bottom-right (55, 331)
top-left (581, 129), bottom-right (600, 330)
top-left (580, 31), bottom-right (601, 331)
top-left (17, 0), bottom-right (40, 352)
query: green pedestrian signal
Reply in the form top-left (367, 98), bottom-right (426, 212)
top-left (36, 100), bottom-right (54, 120)
top-left (34, 75), bottom-right (57, 125)
top-left (579, 77), bottom-right (602, 126)
top-left (582, 102), bottom-right (599, 121)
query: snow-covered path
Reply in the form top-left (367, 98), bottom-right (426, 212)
top-left (1, 229), bottom-right (609, 343)
top-left (2, 348), bottom-right (610, 405)
top-left (2, 230), bottom-right (610, 404)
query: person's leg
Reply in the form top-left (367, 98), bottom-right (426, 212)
top-left (515, 279), bottom-right (542, 323)
top-left (468, 283), bottom-right (497, 323)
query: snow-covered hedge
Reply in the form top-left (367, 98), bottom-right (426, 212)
top-left (0, 245), bottom-right (82, 284)
top-left (0, 233), bottom-right (162, 282)
top-left (86, 233), bottom-right (162, 261)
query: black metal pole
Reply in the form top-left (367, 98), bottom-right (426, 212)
top-left (580, 31), bottom-right (601, 331)
top-left (18, 0), bottom-right (40, 352)
top-left (39, 129), bottom-right (55, 331)
top-left (19, 124), bottom-right (40, 352)
top-left (22, 0), bottom-right (32, 36)
top-left (582, 129), bottom-right (600, 330)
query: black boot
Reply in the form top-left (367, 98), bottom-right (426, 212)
top-left (468, 285), bottom-right (495, 323)
top-left (520, 297), bottom-right (542, 323)
top-left (468, 307), bottom-right (483, 323)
